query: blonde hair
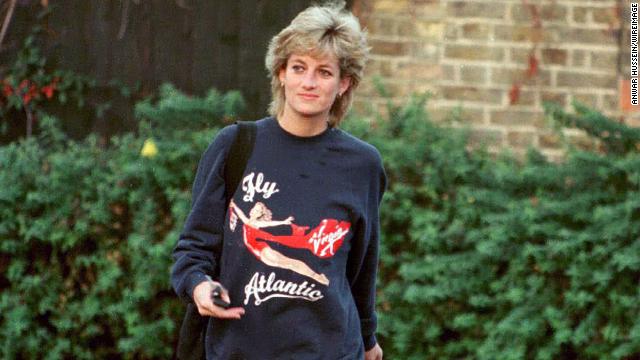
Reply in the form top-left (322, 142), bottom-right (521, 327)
top-left (265, 1), bottom-right (369, 127)
top-left (251, 202), bottom-right (273, 221)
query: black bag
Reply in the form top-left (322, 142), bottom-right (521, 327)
top-left (176, 121), bottom-right (257, 360)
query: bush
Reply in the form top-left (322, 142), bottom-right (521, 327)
top-left (342, 97), bottom-right (640, 360)
top-left (1, 84), bottom-right (638, 359)
top-left (0, 84), bottom-right (243, 359)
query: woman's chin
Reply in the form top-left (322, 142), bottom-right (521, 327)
top-left (291, 107), bottom-right (328, 119)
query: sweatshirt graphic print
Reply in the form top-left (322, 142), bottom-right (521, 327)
top-left (171, 117), bottom-right (386, 360)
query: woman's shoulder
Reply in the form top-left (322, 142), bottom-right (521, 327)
top-left (208, 117), bottom-right (270, 148)
top-left (334, 128), bottom-right (383, 168)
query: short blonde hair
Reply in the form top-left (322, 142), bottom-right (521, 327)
top-left (265, 1), bottom-right (369, 127)
top-left (251, 202), bottom-right (273, 221)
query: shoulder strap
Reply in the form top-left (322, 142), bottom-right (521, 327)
top-left (177, 121), bottom-right (256, 360)
top-left (224, 121), bottom-right (257, 206)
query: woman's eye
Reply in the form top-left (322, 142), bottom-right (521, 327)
top-left (292, 65), bottom-right (304, 72)
top-left (320, 70), bottom-right (332, 77)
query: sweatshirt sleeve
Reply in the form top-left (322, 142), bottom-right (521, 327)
top-left (171, 125), bottom-right (237, 303)
top-left (346, 149), bottom-right (387, 351)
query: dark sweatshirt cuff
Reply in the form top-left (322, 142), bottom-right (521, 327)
top-left (363, 333), bottom-right (377, 351)
top-left (185, 272), bottom-right (208, 303)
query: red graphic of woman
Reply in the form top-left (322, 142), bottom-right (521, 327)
top-left (228, 199), bottom-right (350, 286)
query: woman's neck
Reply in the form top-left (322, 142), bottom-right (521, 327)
top-left (277, 110), bottom-right (329, 137)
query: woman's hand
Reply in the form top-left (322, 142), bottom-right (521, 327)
top-left (364, 343), bottom-right (383, 360)
top-left (193, 280), bottom-right (245, 319)
top-left (284, 216), bottom-right (294, 225)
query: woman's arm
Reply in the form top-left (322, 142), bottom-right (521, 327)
top-left (229, 199), bottom-right (251, 225)
top-left (171, 125), bottom-right (237, 303)
top-left (346, 151), bottom-right (387, 352)
top-left (256, 215), bottom-right (294, 228)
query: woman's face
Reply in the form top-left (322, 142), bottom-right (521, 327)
top-left (249, 204), bottom-right (263, 220)
top-left (278, 53), bottom-right (350, 121)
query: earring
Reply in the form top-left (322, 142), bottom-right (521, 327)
top-left (280, 82), bottom-right (284, 87)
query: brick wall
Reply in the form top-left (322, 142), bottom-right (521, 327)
top-left (353, 0), bottom-right (634, 160)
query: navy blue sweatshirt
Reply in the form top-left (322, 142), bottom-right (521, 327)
top-left (171, 116), bottom-right (386, 359)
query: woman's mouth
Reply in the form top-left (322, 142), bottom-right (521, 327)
top-left (298, 93), bottom-right (319, 100)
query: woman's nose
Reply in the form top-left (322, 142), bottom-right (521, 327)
top-left (301, 72), bottom-right (317, 89)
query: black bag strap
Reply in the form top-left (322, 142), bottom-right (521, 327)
top-left (176, 120), bottom-right (257, 360)
top-left (224, 121), bottom-right (257, 207)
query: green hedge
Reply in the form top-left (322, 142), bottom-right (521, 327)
top-left (0, 84), bottom-right (244, 359)
top-left (343, 97), bottom-right (640, 360)
top-left (1, 84), bottom-right (638, 359)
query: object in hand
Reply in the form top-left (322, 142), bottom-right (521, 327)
top-left (206, 275), bottom-right (231, 309)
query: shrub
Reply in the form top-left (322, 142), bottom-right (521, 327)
top-left (0, 84), bottom-right (243, 359)
top-left (342, 97), bottom-right (640, 360)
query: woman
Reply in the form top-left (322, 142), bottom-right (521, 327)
top-left (172, 2), bottom-right (386, 359)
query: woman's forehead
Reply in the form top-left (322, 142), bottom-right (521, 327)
top-left (289, 51), bottom-right (339, 67)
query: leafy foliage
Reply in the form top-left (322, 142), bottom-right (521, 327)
top-left (0, 84), bottom-right (242, 359)
top-left (343, 95), bottom-right (640, 360)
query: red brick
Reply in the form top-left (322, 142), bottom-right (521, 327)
top-left (410, 42), bottom-right (439, 59)
top-left (357, 80), bottom-right (377, 98)
top-left (591, 51), bottom-right (618, 70)
top-left (507, 130), bottom-right (537, 147)
top-left (511, 3), bottom-right (568, 22)
top-left (624, 115), bottom-right (640, 128)
top-left (539, 132), bottom-right (563, 149)
top-left (395, 61), bottom-right (441, 80)
top-left (491, 67), bottom-right (552, 86)
top-left (541, 91), bottom-right (567, 107)
top-left (461, 23), bottom-right (491, 40)
top-left (373, 0), bottom-right (410, 14)
top-left (440, 85), bottom-right (503, 104)
top-left (441, 64), bottom-right (458, 81)
top-left (467, 128), bottom-right (504, 147)
top-left (490, 109), bottom-right (545, 127)
top-left (560, 27), bottom-right (617, 45)
top-left (461, 65), bottom-right (488, 83)
top-left (368, 17), bottom-right (395, 35)
top-left (509, 89), bottom-right (538, 106)
top-left (365, 59), bottom-right (394, 77)
top-left (557, 71), bottom-right (617, 89)
top-left (569, 93), bottom-right (599, 107)
top-left (541, 48), bottom-right (568, 65)
top-left (566, 132), bottom-right (597, 151)
top-left (573, 7), bottom-right (589, 23)
top-left (447, 2), bottom-right (506, 19)
top-left (373, 79), bottom-right (414, 97)
top-left (509, 48), bottom-right (538, 64)
top-left (429, 104), bottom-right (485, 125)
top-left (601, 94), bottom-right (619, 112)
top-left (444, 44), bottom-right (504, 61)
top-left (397, 21), bottom-right (416, 37)
top-left (571, 49), bottom-right (588, 67)
top-left (494, 24), bottom-right (559, 42)
top-left (592, 7), bottom-right (618, 24)
top-left (370, 39), bottom-right (410, 56)
top-left (415, 21), bottom-right (444, 40)
top-left (444, 23), bottom-right (458, 40)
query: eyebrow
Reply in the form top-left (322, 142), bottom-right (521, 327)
top-left (291, 58), bottom-right (335, 70)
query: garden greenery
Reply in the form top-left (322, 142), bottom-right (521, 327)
top-left (1, 84), bottom-right (638, 359)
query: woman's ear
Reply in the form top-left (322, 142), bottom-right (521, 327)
top-left (278, 67), bottom-right (286, 85)
top-left (339, 76), bottom-right (351, 96)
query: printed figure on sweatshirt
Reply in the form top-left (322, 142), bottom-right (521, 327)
top-left (228, 199), bottom-right (351, 286)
